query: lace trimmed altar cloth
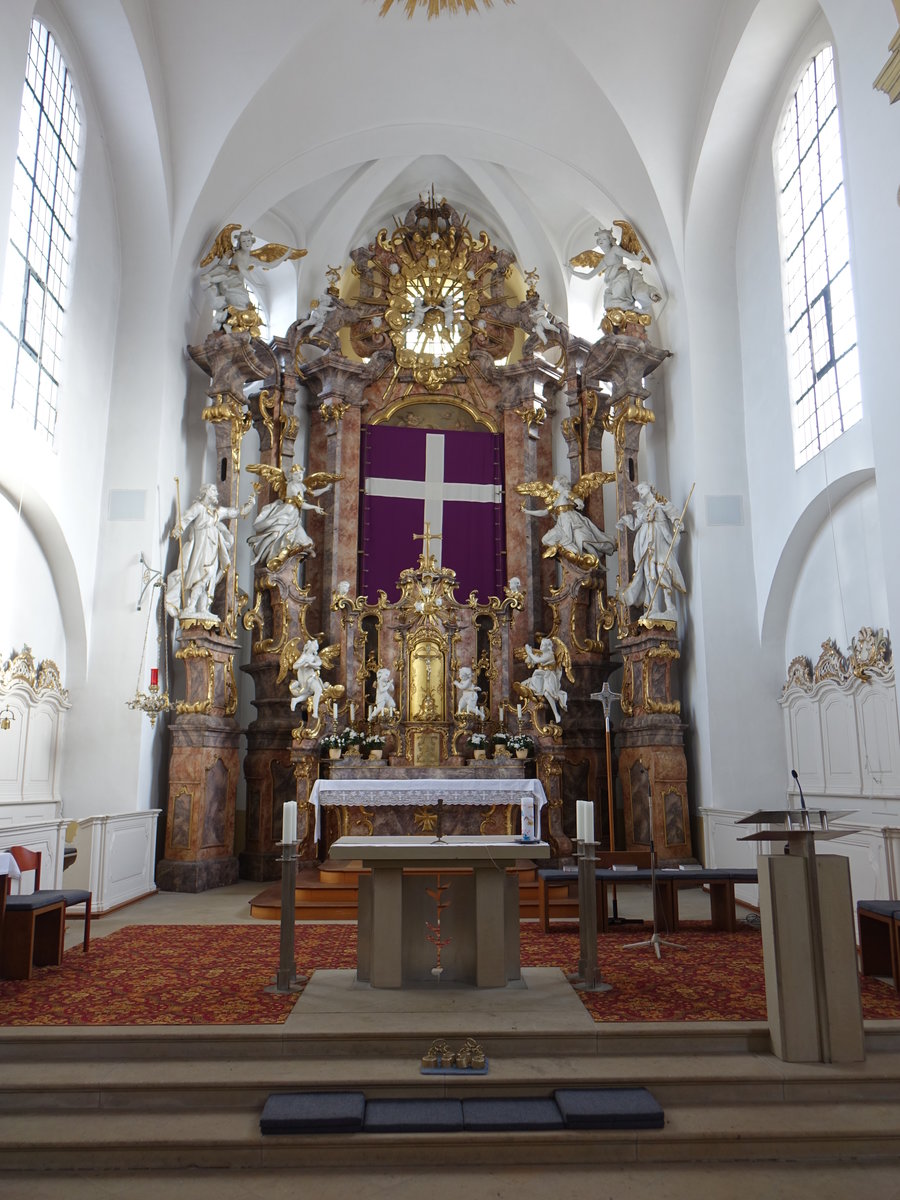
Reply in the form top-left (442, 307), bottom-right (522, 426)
top-left (308, 778), bottom-right (547, 841)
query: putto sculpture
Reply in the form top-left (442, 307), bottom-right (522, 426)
top-left (454, 665), bottom-right (484, 719)
top-left (369, 667), bottom-right (397, 721)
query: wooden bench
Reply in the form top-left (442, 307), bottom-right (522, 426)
top-left (857, 900), bottom-right (900, 991)
top-left (0, 873), bottom-right (66, 981)
top-left (537, 864), bottom-right (758, 934)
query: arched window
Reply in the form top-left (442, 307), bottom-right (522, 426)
top-left (0, 20), bottom-right (81, 444)
top-left (775, 45), bottom-right (860, 468)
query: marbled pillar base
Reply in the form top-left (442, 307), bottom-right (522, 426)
top-left (156, 855), bottom-right (240, 893)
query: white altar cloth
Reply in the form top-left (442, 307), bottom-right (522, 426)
top-left (0, 852), bottom-right (22, 882)
top-left (308, 777), bottom-right (547, 841)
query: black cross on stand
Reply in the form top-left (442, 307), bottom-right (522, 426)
top-left (413, 521), bottom-right (441, 566)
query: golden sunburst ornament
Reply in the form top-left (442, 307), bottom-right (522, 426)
top-left (378, 0), bottom-right (514, 16)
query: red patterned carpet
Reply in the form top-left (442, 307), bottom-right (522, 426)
top-left (0, 921), bottom-right (898, 1026)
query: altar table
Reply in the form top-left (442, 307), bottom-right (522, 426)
top-left (309, 777), bottom-right (547, 841)
top-left (329, 835), bottom-right (550, 988)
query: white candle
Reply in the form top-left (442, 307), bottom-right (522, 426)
top-left (583, 800), bottom-right (595, 844)
top-left (576, 801), bottom-right (585, 842)
top-left (333, 702), bottom-right (338, 720)
top-left (350, 703), bottom-right (355, 723)
top-left (282, 800), bottom-right (297, 844)
top-left (498, 703), bottom-right (504, 722)
top-left (517, 703), bottom-right (522, 720)
top-left (521, 796), bottom-right (535, 841)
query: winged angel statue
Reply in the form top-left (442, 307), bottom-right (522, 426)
top-left (199, 224), bottom-right (307, 333)
top-left (276, 636), bottom-right (344, 725)
top-left (515, 636), bottom-right (573, 725)
top-left (246, 464), bottom-right (341, 570)
top-left (570, 220), bottom-right (660, 319)
top-left (517, 471), bottom-right (616, 571)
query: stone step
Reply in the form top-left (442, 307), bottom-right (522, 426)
top-left (2, 1100), bottom-right (900, 1170)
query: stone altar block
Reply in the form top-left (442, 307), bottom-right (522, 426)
top-left (329, 835), bottom-right (549, 988)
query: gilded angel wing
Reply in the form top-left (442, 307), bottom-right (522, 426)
top-left (569, 248), bottom-right (604, 271)
top-left (613, 220), bottom-right (651, 264)
top-left (276, 636), bottom-right (303, 685)
top-left (247, 462), bottom-right (288, 500)
top-left (250, 242), bottom-right (308, 264)
top-left (570, 470), bottom-right (615, 502)
top-left (550, 637), bottom-right (574, 682)
top-left (304, 471), bottom-right (343, 496)
top-left (199, 223), bottom-right (240, 268)
top-left (515, 479), bottom-right (558, 506)
top-left (318, 643), bottom-right (342, 671)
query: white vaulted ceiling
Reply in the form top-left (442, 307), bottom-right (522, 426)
top-left (58, 0), bottom-right (820, 336)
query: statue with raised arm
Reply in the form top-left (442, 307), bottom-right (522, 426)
top-left (518, 471), bottom-right (616, 570)
top-left (246, 463), bottom-right (341, 570)
top-left (199, 224), bottom-right (307, 334)
top-left (287, 638), bottom-right (326, 719)
top-left (368, 667), bottom-right (397, 721)
top-left (454, 665), bottom-right (484, 720)
top-left (570, 221), bottom-right (660, 319)
top-left (164, 483), bottom-right (254, 621)
top-left (617, 482), bottom-right (688, 626)
top-left (517, 636), bottom-right (573, 724)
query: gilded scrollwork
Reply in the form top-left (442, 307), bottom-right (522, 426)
top-left (782, 628), bottom-right (893, 697)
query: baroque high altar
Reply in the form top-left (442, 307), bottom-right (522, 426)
top-left (155, 196), bottom-right (692, 891)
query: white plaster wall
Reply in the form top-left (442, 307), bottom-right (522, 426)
top-left (784, 482), bottom-right (888, 665)
top-left (0, 493), bottom-right (65, 670)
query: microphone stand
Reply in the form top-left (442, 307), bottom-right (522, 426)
top-left (624, 781), bottom-right (685, 960)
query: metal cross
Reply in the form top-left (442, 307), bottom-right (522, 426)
top-left (413, 520), bottom-right (442, 561)
top-left (590, 680), bottom-right (621, 729)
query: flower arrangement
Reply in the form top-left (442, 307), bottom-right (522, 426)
top-left (491, 731), bottom-right (510, 745)
top-left (321, 732), bottom-right (343, 750)
top-left (363, 733), bottom-right (386, 751)
top-left (467, 731), bottom-right (489, 750)
top-left (340, 727), bottom-right (364, 748)
top-left (507, 734), bottom-right (534, 754)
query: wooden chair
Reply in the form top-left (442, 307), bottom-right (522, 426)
top-left (9, 845), bottom-right (92, 953)
top-left (0, 868), bottom-right (66, 980)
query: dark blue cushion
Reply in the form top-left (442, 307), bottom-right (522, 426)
top-left (4, 893), bottom-right (66, 912)
top-left (858, 901), bottom-right (900, 917)
top-left (363, 1098), bottom-right (463, 1133)
top-left (554, 1087), bottom-right (664, 1129)
top-left (462, 1097), bottom-right (564, 1131)
top-left (260, 1091), bottom-right (366, 1134)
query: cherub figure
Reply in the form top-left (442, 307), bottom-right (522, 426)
top-left (569, 221), bottom-right (660, 316)
top-left (199, 225), bottom-right (307, 332)
top-left (277, 636), bottom-right (342, 722)
top-left (517, 471), bottom-right (616, 570)
top-left (368, 667), bottom-right (397, 721)
top-left (245, 463), bottom-right (341, 570)
top-left (518, 636), bottom-right (573, 725)
top-left (454, 665), bottom-right (484, 720)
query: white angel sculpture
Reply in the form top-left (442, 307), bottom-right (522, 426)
top-left (246, 463), bottom-right (341, 570)
top-left (199, 225), bottom-right (307, 333)
top-left (276, 636), bottom-right (342, 722)
top-left (570, 221), bottom-right (660, 317)
top-left (517, 636), bottom-right (573, 724)
top-left (518, 471), bottom-right (616, 570)
top-left (454, 666), bottom-right (484, 720)
top-left (368, 667), bottom-right (397, 721)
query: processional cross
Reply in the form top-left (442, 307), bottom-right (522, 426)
top-left (590, 681), bottom-right (622, 852)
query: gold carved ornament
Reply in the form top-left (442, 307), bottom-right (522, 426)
top-left (642, 644), bottom-right (681, 716)
top-left (377, 215), bottom-right (495, 391)
top-left (377, 0), bottom-right (514, 17)
top-left (174, 642), bottom-right (214, 715)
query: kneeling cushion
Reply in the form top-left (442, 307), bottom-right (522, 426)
top-left (260, 1091), bottom-right (366, 1135)
top-left (554, 1087), bottom-right (664, 1129)
top-left (462, 1097), bottom-right (564, 1131)
top-left (364, 1098), bottom-right (464, 1133)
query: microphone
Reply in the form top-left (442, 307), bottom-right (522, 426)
top-left (791, 768), bottom-right (807, 812)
